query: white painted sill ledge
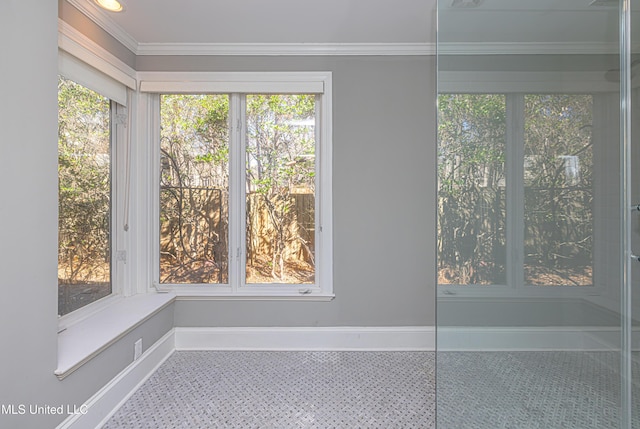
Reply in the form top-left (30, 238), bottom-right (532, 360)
top-left (55, 289), bottom-right (333, 380)
top-left (153, 283), bottom-right (334, 301)
top-left (55, 293), bottom-right (176, 380)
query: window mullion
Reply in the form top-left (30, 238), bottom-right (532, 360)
top-left (150, 94), bottom-right (161, 290)
top-left (112, 101), bottom-right (125, 296)
top-left (228, 94), bottom-right (246, 292)
top-left (238, 95), bottom-right (248, 289)
top-left (314, 94), bottom-right (322, 288)
top-left (506, 93), bottom-right (525, 289)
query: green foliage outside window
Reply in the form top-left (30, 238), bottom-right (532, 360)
top-left (58, 76), bottom-right (112, 315)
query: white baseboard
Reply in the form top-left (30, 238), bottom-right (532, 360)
top-left (175, 326), bottom-right (436, 351)
top-left (57, 329), bottom-right (175, 429)
top-left (437, 326), bottom-right (637, 351)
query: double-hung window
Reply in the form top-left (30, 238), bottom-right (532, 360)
top-left (142, 72), bottom-right (333, 299)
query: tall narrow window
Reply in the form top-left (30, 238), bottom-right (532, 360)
top-left (160, 94), bottom-right (230, 284)
top-left (437, 94), bottom-right (507, 285)
top-left (245, 94), bottom-right (316, 284)
top-left (58, 76), bottom-right (112, 315)
top-left (523, 94), bottom-right (593, 286)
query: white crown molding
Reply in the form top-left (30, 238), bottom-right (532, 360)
top-left (136, 42), bottom-right (436, 56)
top-left (65, 0), bottom-right (139, 53)
top-left (58, 18), bottom-right (137, 89)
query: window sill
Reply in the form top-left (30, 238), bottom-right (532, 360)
top-left (437, 285), bottom-right (602, 299)
top-left (158, 285), bottom-right (334, 301)
top-left (55, 292), bottom-right (175, 380)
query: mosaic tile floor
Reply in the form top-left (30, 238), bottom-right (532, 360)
top-left (437, 351), bottom-right (640, 429)
top-left (102, 350), bottom-right (640, 428)
top-left (102, 351), bottom-right (435, 429)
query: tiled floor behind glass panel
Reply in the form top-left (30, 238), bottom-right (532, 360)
top-left (103, 351), bottom-right (640, 428)
top-left (436, 351), bottom-right (638, 429)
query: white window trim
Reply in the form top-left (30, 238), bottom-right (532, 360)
top-left (56, 293), bottom-right (175, 380)
top-left (57, 33), bottom-right (144, 339)
top-left (138, 71), bottom-right (329, 93)
top-left (58, 19), bottom-right (136, 92)
top-left (57, 93), bottom-right (137, 330)
top-left (438, 74), bottom-right (616, 299)
top-left (58, 50), bottom-right (128, 106)
top-left (57, 22), bottom-right (141, 329)
top-left (56, 22), bottom-right (179, 379)
top-left (141, 72), bottom-right (334, 300)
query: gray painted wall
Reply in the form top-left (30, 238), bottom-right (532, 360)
top-left (137, 56), bottom-right (437, 328)
top-left (1, 3), bottom-right (174, 428)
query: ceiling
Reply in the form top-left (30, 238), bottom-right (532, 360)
top-left (66, 0), bottom-right (435, 55)
top-left (66, 0), bottom-right (639, 56)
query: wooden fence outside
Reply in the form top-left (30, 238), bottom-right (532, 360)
top-left (160, 187), bottom-right (315, 282)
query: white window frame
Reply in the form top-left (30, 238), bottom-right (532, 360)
top-left (437, 71), bottom-right (619, 299)
top-left (140, 72), bottom-right (334, 300)
top-left (56, 23), bottom-right (180, 380)
top-left (57, 48), bottom-right (135, 329)
top-left (56, 79), bottom-right (125, 327)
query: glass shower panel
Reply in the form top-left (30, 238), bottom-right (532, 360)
top-left (630, 0), bottom-right (640, 424)
top-left (436, 1), bottom-right (625, 427)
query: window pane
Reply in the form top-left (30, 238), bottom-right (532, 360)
top-left (160, 95), bottom-right (229, 284)
top-left (437, 94), bottom-right (507, 285)
top-left (58, 76), bottom-right (112, 315)
top-left (245, 95), bottom-right (316, 284)
top-left (524, 94), bottom-right (593, 286)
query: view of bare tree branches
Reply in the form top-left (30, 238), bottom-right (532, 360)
top-left (159, 94), bottom-right (316, 285)
top-left (438, 93), bottom-right (593, 286)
